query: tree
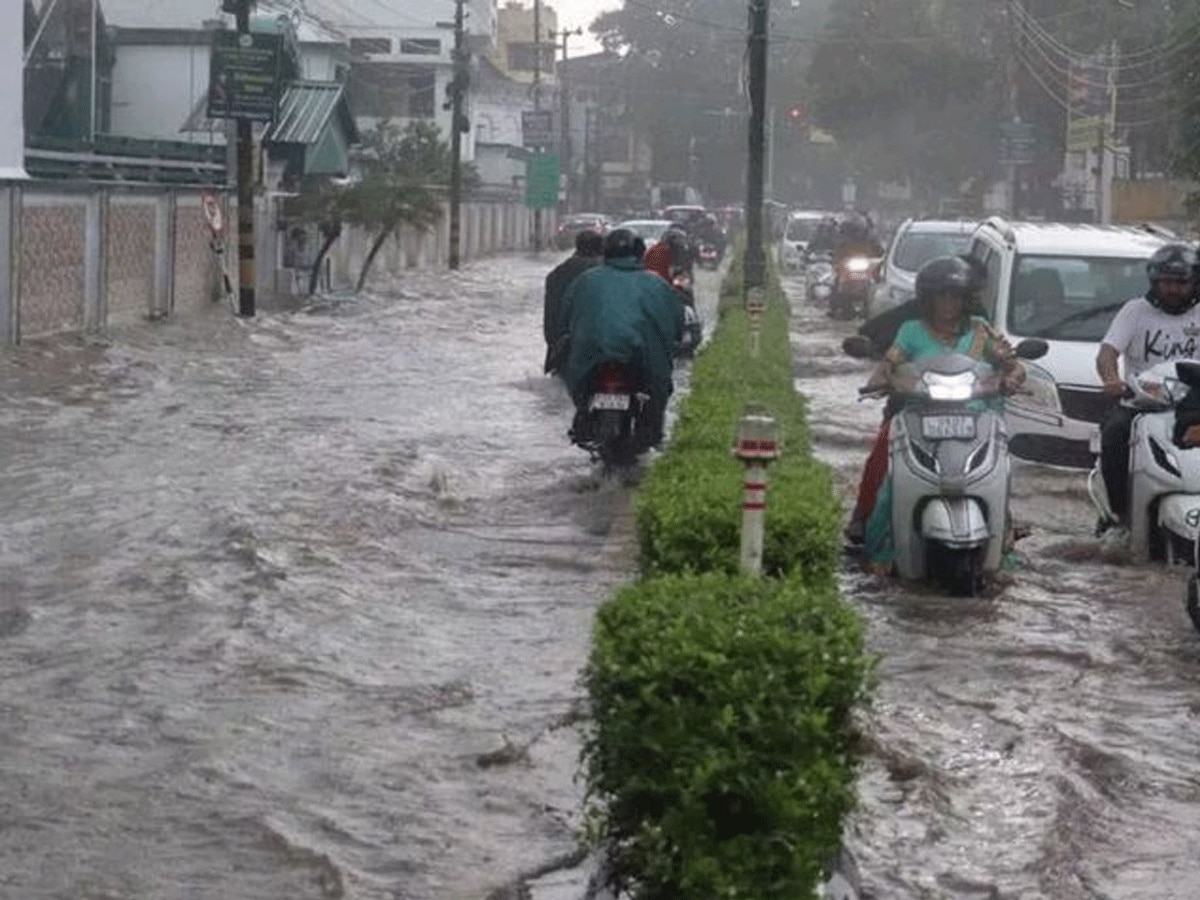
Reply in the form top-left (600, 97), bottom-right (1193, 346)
top-left (289, 176), bottom-right (349, 296)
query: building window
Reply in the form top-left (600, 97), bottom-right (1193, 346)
top-left (506, 42), bottom-right (554, 73)
top-left (347, 64), bottom-right (436, 119)
top-left (350, 37), bottom-right (392, 57)
top-left (399, 38), bottom-right (441, 55)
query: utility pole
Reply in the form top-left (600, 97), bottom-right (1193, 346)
top-left (743, 0), bottom-right (769, 293)
top-left (531, 0), bottom-right (543, 251)
top-left (232, 0), bottom-right (255, 317)
top-left (550, 26), bottom-right (582, 214)
top-left (447, 0), bottom-right (467, 269)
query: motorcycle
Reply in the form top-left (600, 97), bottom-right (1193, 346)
top-left (697, 243), bottom-right (721, 269)
top-left (831, 256), bottom-right (875, 320)
top-left (846, 335), bottom-right (1050, 596)
top-left (671, 270), bottom-right (703, 358)
top-left (1085, 360), bottom-right (1200, 633)
top-left (570, 361), bottom-right (652, 472)
top-left (806, 252), bottom-right (836, 309)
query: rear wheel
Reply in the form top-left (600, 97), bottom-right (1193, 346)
top-left (936, 546), bottom-right (985, 597)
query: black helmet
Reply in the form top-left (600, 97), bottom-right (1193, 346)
top-left (575, 229), bottom-right (604, 257)
top-left (1146, 243), bottom-right (1200, 314)
top-left (1146, 243), bottom-right (1199, 282)
top-left (603, 228), bottom-right (640, 260)
top-left (916, 256), bottom-right (977, 317)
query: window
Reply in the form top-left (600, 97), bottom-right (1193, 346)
top-left (1007, 255), bottom-right (1147, 341)
top-left (893, 231), bottom-right (972, 272)
top-left (350, 37), bottom-right (392, 56)
top-left (399, 38), bottom-right (440, 55)
top-left (347, 64), bottom-right (435, 119)
top-left (506, 42), bottom-right (554, 73)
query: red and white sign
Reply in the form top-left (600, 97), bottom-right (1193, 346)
top-left (202, 192), bottom-right (225, 236)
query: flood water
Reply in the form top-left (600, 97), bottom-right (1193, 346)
top-left (0, 257), bottom-right (716, 900)
top-left (785, 272), bottom-right (1200, 899)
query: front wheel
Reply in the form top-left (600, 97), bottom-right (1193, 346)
top-left (1186, 575), bottom-right (1200, 634)
top-left (936, 546), bottom-right (985, 597)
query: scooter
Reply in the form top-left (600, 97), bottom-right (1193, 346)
top-left (570, 361), bottom-right (652, 473)
top-left (846, 335), bottom-right (1050, 596)
top-left (807, 252), bottom-right (836, 309)
top-left (1086, 360), bottom-right (1200, 633)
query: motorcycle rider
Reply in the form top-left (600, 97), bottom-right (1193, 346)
top-left (543, 229), bottom-right (604, 374)
top-left (859, 256), bottom-right (1024, 571)
top-left (558, 228), bottom-right (685, 450)
top-left (1095, 243), bottom-right (1200, 535)
top-left (845, 254), bottom-right (987, 544)
top-left (808, 216), bottom-right (839, 256)
top-left (833, 213), bottom-right (884, 266)
top-left (643, 227), bottom-right (692, 285)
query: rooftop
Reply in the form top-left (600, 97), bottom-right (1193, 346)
top-left (980, 219), bottom-right (1170, 257)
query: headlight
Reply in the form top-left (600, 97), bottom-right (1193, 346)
top-left (923, 371), bottom-right (976, 401)
top-left (845, 257), bottom-right (872, 274)
top-left (1014, 363), bottom-right (1061, 414)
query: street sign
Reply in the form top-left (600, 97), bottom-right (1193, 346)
top-left (521, 110), bottom-right (555, 149)
top-left (1000, 119), bottom-right (1036, 165)
top-left (1067, 115), bottom-right (1105, 152)
top-left (207, 31), bottom-right (284, 122)
top-left (525, 153), bottom-right (560, 209)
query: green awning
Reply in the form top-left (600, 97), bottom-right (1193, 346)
top-left (264, 81), bottom-right (360, 175)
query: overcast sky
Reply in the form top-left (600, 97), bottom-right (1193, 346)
top-left (549, 0), bottom-right (621, 55)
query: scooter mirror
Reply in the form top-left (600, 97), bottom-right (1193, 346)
top-left (842, 335), bottom-right (877, 359)
top-left (1176, 360), bottom-right (1200, 387)
top-left (1014, 338), bottom-right (1049, 361)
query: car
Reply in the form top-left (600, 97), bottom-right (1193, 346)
top-left (663, 205), bottom-right (708, 231)
top-left (967, 216), bottom-right (1172, 468)
top-left (779, 210), bottom-right (834, 273)
top-left (554, 212), bottom-right (610, 251)
top-left (613, 219), bottom-right (676, 248)
top-left (868, 218), bottom-right (977, 316)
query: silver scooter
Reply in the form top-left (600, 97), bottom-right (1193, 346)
top-left (848, 337), bottom-right (1049, 596)
top-left (1087, 359), bottom-right (1200, 632)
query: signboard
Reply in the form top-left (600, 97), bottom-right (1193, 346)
top-left (1067, 115), bottom-right (1105, 153)
top-left (0, 0), bottom-right (25, 177)
top-left (207, 31), bottom-right (284, 122)
top-left (521, 110), bottom-right (555, 149)
top-left (1000, 120), bottom-right (1036, 166)
top-left (525, 153), bottom-right (560, 209)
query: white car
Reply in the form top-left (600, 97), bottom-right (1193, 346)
top-left (779, 210), bottom-right (832, 273)
top-left (967, 217), bottom-right (1172, 468)
top-left (869, 219), bottom-right (977, 316)
top-left (613, 219), bottom-right (676, 249)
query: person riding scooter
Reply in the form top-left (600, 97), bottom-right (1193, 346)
top-left (558, 228), bottom-right (685, 450)
top-left (1095, 243), bottom-right (1200, 539)
top-left (859, 256), bottom-right (1024, 573)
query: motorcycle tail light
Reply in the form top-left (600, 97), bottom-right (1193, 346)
top-left (594, 362), bottom-right (636, 394)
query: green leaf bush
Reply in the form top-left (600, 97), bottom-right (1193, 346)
top-left (582, 254), bottom-right (871, 899)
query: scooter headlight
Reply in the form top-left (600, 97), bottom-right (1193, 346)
top-left (845, 257), bottom-right (872, 274)
top-left (923, 371), bottom-right (976, 401)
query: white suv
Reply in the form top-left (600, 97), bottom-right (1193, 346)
top-left (869, 218), bottom-right (977, 316)
top-left (967, 217), bottom-right (1171, 468)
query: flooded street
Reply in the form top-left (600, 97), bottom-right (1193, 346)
top-left (785, 272), bottom-right (1200, 899)
top-left (0, 256), bottom-right (715, 900)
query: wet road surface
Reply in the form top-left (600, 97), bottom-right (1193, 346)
top-left (0, 258), bottom-right (715, 900)
top-left (785, 272), bottom-right (1200, 899)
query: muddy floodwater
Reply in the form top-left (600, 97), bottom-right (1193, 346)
top-left (785, 272), bottom-right (1200, 900)
top-left (0, 257), bottom-right (717, 900)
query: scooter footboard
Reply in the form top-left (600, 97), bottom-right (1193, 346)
top-left (920, 497), bottom-right (990, 549)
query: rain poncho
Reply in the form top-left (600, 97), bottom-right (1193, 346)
top-left (558, 257), bottom-right (685, 410)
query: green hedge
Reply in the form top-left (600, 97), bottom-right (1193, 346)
top-left (582, 252), bottom-right (870, 900)
top-left (634, 261), bottom-right (842, 585)
top-left (583, 574), bottom-right (870, 900)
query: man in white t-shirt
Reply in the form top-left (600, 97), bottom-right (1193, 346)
top-left (1096, 243), bottom-right (1200, 529)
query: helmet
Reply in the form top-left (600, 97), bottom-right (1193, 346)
top-left (1147, 243), bottom-right (1199, 282)
top-left (1146, 243), bottom-right (1200, 314)
top-left (664, 228), bottom-right (689, 251)
top-left (916, 256), bottom-right (977, 305)
top-left (575, 229), bottom-right (604, 257)
top-left (603, 228), bottom-right (640, 260)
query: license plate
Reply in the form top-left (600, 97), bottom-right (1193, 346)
top-left (590, 393), bottom-right (631, 411)
top-left (1088, 429), bottom-right (1101, 455)
top-left (921, 415), bottom-right (976, 440)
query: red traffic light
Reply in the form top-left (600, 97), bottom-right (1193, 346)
top-left (786, 104), bottom-right (807, 125)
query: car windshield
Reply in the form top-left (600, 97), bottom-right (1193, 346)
top-left (619, 221), bottom-right (670, 242)
top-left (1007, 254), bottom-right (1148, 341)
top-left (786, 219), bottom-right (820, 241)
top-left (893, 231), bottom-right (972, 271)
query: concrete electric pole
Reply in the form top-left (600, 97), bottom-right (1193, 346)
top-left (550, 26), bottom-right (583, 214)
top-left (743, 0), bottom-right (769, 294)
top-left (447, 0), bottom-right (468, 269)
top-left (230, 0), bottom-right (256, 317)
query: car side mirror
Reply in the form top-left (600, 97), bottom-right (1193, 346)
top-left (1014, 338), bottom-right (1049, 361)
top-left (842, 335), bottom-right (877, 359)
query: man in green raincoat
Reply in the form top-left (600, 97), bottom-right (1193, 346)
top-left (558, 228), bottom-right (686, 448)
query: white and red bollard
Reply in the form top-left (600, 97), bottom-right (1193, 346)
top-left (734, 407), bottom-right (781, 576)
top-left (745, 286), bottom-right (766, 357)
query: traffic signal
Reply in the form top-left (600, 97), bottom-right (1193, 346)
top-left (786, 104), bottom-right (808, 127)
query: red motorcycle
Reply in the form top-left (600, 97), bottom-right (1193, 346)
top-left (830, 256), bottom-right (876, 320)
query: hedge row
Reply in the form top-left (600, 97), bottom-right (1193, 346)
top-left (581, 255), bottom-right (872, 899)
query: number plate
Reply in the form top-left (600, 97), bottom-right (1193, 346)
top-left (1088, 428), bottom-right (1101, 455)
top-left (590, 393), bottom-right (631, 411)
top-left (921, 414), bottom-right (976, 440)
